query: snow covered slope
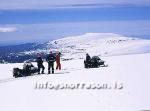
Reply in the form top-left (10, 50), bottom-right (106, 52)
top-left (41, 33), bottom-right (150, 59)
top-left (0, 33), bottom-right (150, 111)
top-left (0, 53), bottom-right (150, 111)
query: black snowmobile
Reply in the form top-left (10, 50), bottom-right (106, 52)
top-left (84, 56), bottom-right (107, 68)
top-left (13, 62), bottom-right (38, 78)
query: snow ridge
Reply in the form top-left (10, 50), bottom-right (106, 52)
top-left (23, 33), bottom-right (150, 60)
top-left (45, 33), bottom-right (150, 59)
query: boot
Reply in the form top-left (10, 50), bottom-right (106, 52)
top-left (41, 70), bottom-right (44, 74)
top-left (52, 70), bottom-right (54, 74)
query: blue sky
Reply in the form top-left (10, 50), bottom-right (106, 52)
top-left (0, 6), bottom-right (150, 24)
top-left (0, 0), bottom-right (150, 45)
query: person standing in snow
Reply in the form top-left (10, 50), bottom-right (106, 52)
top-left (86, 53), bottom-right (91, 62)
top-left (46, 51), bottom-right (56, 74)
top-left (56, 52), bottom-right (61, 70)
top-left (36, 53), bottom-right (45, 74)
top-left (85, 53), bottom-right (91, 68)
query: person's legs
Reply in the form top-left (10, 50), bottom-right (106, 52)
top-left (56, 62), bottom-right (61, 70)
top-left (56, 62), bottom-right (58, 70)
top-left (58, 63), bottom-right (61, 70)
top-left (52, 63), bottom-right (54, 74)
top-left (48, 63), bottom-right (50, 74)
top-left (38, 65), bottom-right (40, 74)
top-left (41, 64), bottom-right (45, 74)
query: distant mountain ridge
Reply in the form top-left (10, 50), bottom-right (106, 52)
top-left (1, 33), bottom-right (150, 63)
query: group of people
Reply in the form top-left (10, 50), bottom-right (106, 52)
top-left (36, 51), bottom-right (61, 74)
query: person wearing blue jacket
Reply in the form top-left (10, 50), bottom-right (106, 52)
top-left (46, 51), bottom-right (56, 74)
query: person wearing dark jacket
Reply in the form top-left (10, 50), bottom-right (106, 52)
top-left (36, 53), bottom-right (45, 74)
top-left (85, 53), bottom-right (91, 68)
top-left (86, 53), bottom-right (91, 62)
top-left (46, 51), bottom-right (56, 74)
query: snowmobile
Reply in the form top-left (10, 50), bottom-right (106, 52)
top-left (13, 62), bottom-right (38, 78)
top-left (84, 56), bottom-right (107, 68)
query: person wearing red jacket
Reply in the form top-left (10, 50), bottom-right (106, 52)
top-left (56, 52), bottom-right (61, 70)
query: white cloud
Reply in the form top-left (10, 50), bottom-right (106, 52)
top-left (0, 0), bottom-right (150, 9)
top-left (0, 27), bottom-right (17, 32)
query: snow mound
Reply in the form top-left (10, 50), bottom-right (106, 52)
top-left (44, 33), bottom-right (150, 59)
